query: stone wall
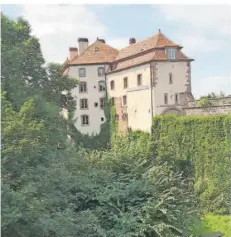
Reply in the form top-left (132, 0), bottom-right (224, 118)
top-left (183, 105), bottom-right (231, 116)
top-left (183, 96), bottom-right (231, 116)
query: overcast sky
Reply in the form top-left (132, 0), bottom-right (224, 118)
top-left (2, 4), bottom-right (231, 98)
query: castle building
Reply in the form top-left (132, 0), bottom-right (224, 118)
top-left (63, 38), bottom-right (118, 135)
top-left (63, 30), bottom-right (194, 135)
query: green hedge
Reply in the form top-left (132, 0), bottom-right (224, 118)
top-left (151, 115), bottom-right (231, 214)
top-left (191, 214), bottom-right (231, 237)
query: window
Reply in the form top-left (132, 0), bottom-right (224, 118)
top-left (169, 73), bottom-right (173, 84)
top-left (81, 115), bottom-right (89, 126)
top-left (166, 48), bottom-right (176, 60)
top-left (123, 95), bottom-right (127, 106)
top-left (111, 97), bottom-right (115, 105)
top-left (80, 99), bottom-right (88, 109)
top-left (98, 80), bottom-right (106, 92)
top-left (101, 117), bottom-right (104, 122)
top-left (79, 68), bottom-right (86, 77)
top-left (100, 98), bottom-right (104, 109)
top-left (124, 77), bottom-right (128, 89)
top-left (79, 82), bottom-right (87, 93)
top-left (94, 102), bottom-right (98, 107)
top-left (175, 93), bottom-right (178, 104)
top-left (137, 74), bottom-right (142, 86)
top-left (110, 80), bottom-right (115, 90)
top-left (164, 93), bottom-right (168, 105)
top-left (95, 47), bottom-right (99, 52)
top-left (98, 67), bottom-right (105, 77)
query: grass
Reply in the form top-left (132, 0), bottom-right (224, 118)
top-left (191, 214), bottom-right (231, 237)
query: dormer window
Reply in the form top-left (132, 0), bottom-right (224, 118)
top-left (95, 47), bottom-right (99, 52)
top-left (166, 48), bottom-right (176, 60)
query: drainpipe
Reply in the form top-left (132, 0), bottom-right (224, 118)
top-left (150, 63), bottom-right (154, 125)
top-left (104, 64), bottom-right (107, 99)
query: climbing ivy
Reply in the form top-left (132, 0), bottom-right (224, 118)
top-left (69, 98), bottom-right (115, 150)
top-left (151, 114), bottom-right (231, 214)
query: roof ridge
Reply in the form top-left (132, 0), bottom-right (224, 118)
top-left (118, 32), bottom-right (159, 52)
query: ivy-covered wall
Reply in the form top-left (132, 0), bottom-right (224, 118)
top-left (151, 115), bottom-right (231, 214)
top-left (69, 99), bottom-right (116, 150)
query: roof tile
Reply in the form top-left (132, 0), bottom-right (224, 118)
top-left (69, 40), bottom-right (119, 65)
top-left (114, 31), bottom-right (180, 61)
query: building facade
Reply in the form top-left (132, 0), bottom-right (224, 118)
top-left (64, 30), bottom-right (195, 135)
top-left (107, 31), bottom-right (194, 134)
top-left (63, 38), bottom-right (118, 135)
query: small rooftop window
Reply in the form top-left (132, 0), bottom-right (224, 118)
top-left (95, 47), bottom-right (99, 52)
top-left (166, 47), bottom-right (176, 60)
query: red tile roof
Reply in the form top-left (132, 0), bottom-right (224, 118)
top-left (114, 31), bottom-right (182, 61)
top-left (108, 49), bottom-right (193, 73)
top-left (63, 31), bottom-right (193, 73)
top-left (68, 40), bottom-right (119, 65)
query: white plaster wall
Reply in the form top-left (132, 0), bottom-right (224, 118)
top-left (107, 64), bottom-right (152, 133)
top-left (153, 61), bottom-right (188, 115)
top-left (127, 88), bottom-right (152, 133)
top-left (68, 64), bottom-right (108, 135)
top-left (107, 64), bottom-right (151, 98)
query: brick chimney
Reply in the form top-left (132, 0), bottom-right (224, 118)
top-left (129, 38), bottom-right (136, 45)
top-left (69, 47), bottom-right (78, 61)
top-left (78, 38), bottom-right (89, 55)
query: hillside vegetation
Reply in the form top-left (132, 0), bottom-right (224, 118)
top-left (1, 13), bottom-right (230, 237)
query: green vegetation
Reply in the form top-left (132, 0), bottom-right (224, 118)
top-left (152, 115), bottom-right (231, 214)
top-left (192, 214), bottom-right (231, 237)
top-left (1, 13), bottom-right (230, 237)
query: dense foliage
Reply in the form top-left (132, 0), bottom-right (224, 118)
top-left (152, 115), bottom-right (231, 214)
top-left (2, 13), bottom-right (201, 237)
top-left (192, 214), bottom-right (231, 237)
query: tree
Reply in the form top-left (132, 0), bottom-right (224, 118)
top-left (1, 13), bottom-right (78, 113)
top-left (1, 13), bottom-right (200, 237)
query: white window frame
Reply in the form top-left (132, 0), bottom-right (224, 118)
top-left (79, 82), bottom-right (87, 93)
top-left (80, 98), bottom-right (88, 110)
top-left (98, 80), bottom-right (106, 92)
top-left (166, 48), bottom-right (176, 60)
top-left (98, 67), bottom-right (105, 77)
top-left (81, 115), bottom-right (89, 126)
top-left (79, 68), bottom-right (86, 77)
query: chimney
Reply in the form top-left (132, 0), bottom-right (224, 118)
top-left (129, 38), bottom-right (136, 45)
top-left (78, 38), bottom-right (89, 55)
top-left (98, 38), bottom-right (106, 44)
top-left (69, 47), bottom-right (78, 60)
